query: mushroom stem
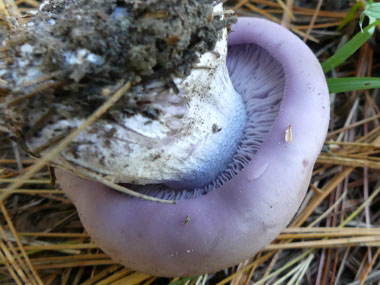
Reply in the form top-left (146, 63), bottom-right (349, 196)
top-left (2, 1), bottom-right (247, 189)
top-left (93, 26), bottom-right (247, 188)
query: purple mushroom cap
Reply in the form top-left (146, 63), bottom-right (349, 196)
top-left (56, 18), bottom-right (329, 277)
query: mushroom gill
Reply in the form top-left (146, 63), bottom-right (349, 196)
top-left (130, 43), bottom-right (285, 200)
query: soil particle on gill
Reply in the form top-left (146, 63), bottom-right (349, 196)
top-left (2, 0), bottom-right (235, 144)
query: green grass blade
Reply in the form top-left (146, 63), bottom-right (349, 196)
top-left (338, 1), bottom-right (364, 30)
top-left (322, 19), bottom-right (380, 73)
top-left (327, 77), bottom-right (380, 93)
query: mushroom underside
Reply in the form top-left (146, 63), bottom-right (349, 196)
top-left (56, 17), bottom-right (330, 277)
top-left (127, 43), bottom-right (285, 200)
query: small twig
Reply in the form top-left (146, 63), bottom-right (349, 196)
top-left (215, 252), bottom-right (274, 285)
top-left (11, 141), bottom-right (23, 173)
top-left (276, 0), bottom-right (295, 21)
top-left (0, 202), bottom-right (43, 284)
top-left (303, 0), bottom-right (324, 42)
top-left (340, 187), bottom-right (380, 228)
top-left (0, 82), bottom-right (131, 202)
top-left (83, 170), bottom-right (176, 204)
top-left (309, 183), bottom-right (323, 195)
top-left (307, 190), bottom-right (347, 227)
top-left (281, 0), bottom-right (294, 28)
top-left (254, 250), bottom-right (313, 285)
top-left (213, 9), bottom-right (234, 16)
top-left (360, 247), bottom-right (380, 285)
top-left (265, 236), bottom-right (380, 250)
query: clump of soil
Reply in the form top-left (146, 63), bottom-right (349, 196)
top-left (1, 0), bottom-right (235, 143)
top-left (16, 0), bottom-right (229, 82)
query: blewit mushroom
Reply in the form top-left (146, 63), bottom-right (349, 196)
top-left (56, 17), bottom-right (330, 277)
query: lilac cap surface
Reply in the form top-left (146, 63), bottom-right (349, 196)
top-left (57, 18), bottom-right (329, 277)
